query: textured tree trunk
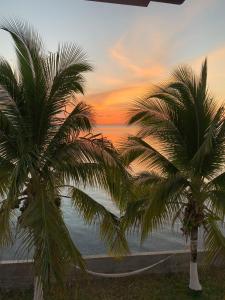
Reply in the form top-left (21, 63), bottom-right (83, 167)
top-left (33, 277), bottom-right (44, 300)
top-left (189, 227), bottom-right (202, 291)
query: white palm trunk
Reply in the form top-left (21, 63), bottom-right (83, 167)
top-left (189, 228), bottom-right (202, 291)
top-left (189, 261), bottom-right (202, 291)
top-left (33, 277), bottom-right (44, 300)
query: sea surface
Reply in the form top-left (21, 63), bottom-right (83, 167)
top-left (0, 125), bottom-right (196, 260)
top-left (0, 187), bottom-right (194, 261)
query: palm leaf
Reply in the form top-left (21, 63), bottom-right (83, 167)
top-left (204, 218), bottom-right (225, 264)
top-left (70, 187), bottom-right (129, 256)
top-left (18, 182), bottom-right (84, 290)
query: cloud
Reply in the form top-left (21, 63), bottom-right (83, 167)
top-left (84, 27), bottom-right (170, 125)
top-left (110, 39), bottom-right (166, 79)
top-left (83, 83), bottom-right (152, 125)
top-left (84, 17), bottom-right (173, 125)
top-left (85, 43), bottom-right (225, 125)
top-left (83, 0), bottom-right (221, 126)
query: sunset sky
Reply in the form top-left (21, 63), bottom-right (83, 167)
top-left (0, 0), bottom-right (225, 141)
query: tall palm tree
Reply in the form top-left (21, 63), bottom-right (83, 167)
top-left (121, 60), bottom-right (225, 291)
top-left (0, 20), bottom-right (129, 299)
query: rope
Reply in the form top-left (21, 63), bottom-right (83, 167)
top-left (77, 254), bottom-right (174, 278)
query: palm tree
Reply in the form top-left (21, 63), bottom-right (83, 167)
top-left (0, 19), bottom-right (129, 299)
top-left (121, 59), bottom-right (225, 291)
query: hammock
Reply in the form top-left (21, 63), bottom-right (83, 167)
top-left (76, 254), bottom-right (174, 278)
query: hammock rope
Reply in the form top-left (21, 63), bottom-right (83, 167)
top-left (77, 254), bottom-right (174, 278)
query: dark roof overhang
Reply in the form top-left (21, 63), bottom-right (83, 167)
top-left (86, 0), bottom-right (185, 7)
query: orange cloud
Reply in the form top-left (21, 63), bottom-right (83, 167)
top-left (83, 30), bottom-right (169, 125)
top-left (82, 0), bottom-right (219, 128)
top-left (84, 83), bottom-right (152, 125)
top-left (85, 43), bottom-right (225, 125)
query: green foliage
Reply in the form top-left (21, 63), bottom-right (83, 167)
top-left (0, 19), bottom-right (129, 295)
top-left (122, 59), bottom-right (225, 262)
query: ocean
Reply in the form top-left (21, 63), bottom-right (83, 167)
top-left (0, 126), bottom-right (194, 260)
top-left (0, 187), bottom-right (192, 261)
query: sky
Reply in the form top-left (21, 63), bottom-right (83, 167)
top-left (0, 0), bottom-right (225, 142)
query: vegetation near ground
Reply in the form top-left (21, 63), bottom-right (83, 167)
top-left (1, 267), bottom-right (225, 300)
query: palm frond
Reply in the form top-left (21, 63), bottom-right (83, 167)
top-left (0, 57), bottom-right (20, 101)
top-left (140, 174), bottom-right (187, 241)
top-left (43, 101), bottom-right (94, 158)
top-left (70, 187), bottom-right (129, 256)
top-left (50, 133), bottom-right (131, 208)
top-left (120, 136), bottom-right (178, 174)
top-left (0, 200), bottom-right (13, 246)
top-left (122, 172), bottom-right (187, 241)
top-left (1, 19), bottom-right (46, 108)
top-left (206, 189), bottom-right (225, 219)
top-left (0, 88), bottom-right (24, 134)
top-left (46, 43), bottom-right (92, 115)
top-left (18, 182), bottom-right (84, 290)
top-left (204, 218), bottom-right (225, 264)
top-left (190, 105), bottom-right (225, 176)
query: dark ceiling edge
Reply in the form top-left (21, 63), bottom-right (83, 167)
top-left (86, 0), bottom-right (186, 6)
top-left (86, 0), bottom-right (150, 6)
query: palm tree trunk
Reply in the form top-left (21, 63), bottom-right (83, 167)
top-left (189, 226), bottom-right (202, 291)
top-left (33, 277), bottom-right (44, 300)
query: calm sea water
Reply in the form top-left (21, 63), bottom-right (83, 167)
top-left (0, 126), bottom-right (194, 260)
top-left (0, 187), bottom-right (192, 261)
